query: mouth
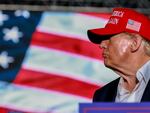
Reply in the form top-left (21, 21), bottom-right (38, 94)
top-left (102, 53), bottom-right (108, 58)
top-left (102, 55), bottom-right (106, 58)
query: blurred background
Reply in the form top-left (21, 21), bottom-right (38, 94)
top-left (0, 0), bottom-right (149, 113)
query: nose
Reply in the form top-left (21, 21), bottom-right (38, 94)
top-left (99, 40), bottom-right (108, 49)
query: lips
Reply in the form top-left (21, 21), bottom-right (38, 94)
top-left (102, 51), bottom-right (109, 58)
top-left (102, 53), bottom-right (107, 58)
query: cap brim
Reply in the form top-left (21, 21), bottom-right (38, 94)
top-left (87, 28), bottom-right (122, 44)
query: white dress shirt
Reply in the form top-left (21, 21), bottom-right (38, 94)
top-left (115, 60), bottom-right (150, 102)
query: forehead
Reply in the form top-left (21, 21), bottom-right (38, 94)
top-left (110, 32), bottom-right (130, 40)
top-left (100, 33), bottom-right (131, 43)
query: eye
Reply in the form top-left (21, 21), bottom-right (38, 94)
top-left (108, 38), bottom-right (112, 44)
top-left (109, 39), bottom-right (111, 43)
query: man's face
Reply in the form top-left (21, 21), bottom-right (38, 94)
top-left (100, 33), bottom-right (132, 69)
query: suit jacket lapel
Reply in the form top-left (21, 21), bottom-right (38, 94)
top-left (141, 80), bottom-right (150, 101)
top-left (107, 78), bottom-right (120, 101)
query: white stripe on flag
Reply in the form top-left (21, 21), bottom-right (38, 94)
top-left (23, 45), bottom-right (118, 85)
top-left (37, 12), bottom-right (108, 41)
top-left (0, 81), bottom-right (90, 113)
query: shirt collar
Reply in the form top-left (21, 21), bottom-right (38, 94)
top-left (117, 60), bottom-right (150, 95)
top-left (136, 60), bottom-right (150, 84)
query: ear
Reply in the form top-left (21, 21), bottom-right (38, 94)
top-left (130, 34), bottom-right (143, 52)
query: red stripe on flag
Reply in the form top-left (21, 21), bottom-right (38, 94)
top-left (31, 31), bottom-right (103, 60)
top-left (0, 108), bottom-right (8, 113)
top-left (14, 68), bottom-right (100, 99)
top-left (0, 107), bottom-right (26, 113)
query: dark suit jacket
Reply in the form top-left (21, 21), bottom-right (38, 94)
top-left (93, 78), bottom-right (150, 102)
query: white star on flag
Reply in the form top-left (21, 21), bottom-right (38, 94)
top-left (14, 10), bottom-right (30, 19)
top-left (0, 51), bottom-right (14, 69)
top-left (3, 26), bottom-right (23, 43)
top-left (0, 11), bottom-right (9, 26)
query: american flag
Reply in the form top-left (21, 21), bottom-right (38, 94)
top-left (126, 19), bottom-right (141, 32)
top-left (0, 10), bottom-right (117, 113)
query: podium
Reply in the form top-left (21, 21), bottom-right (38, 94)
top-left (79, 103), bottom-right (150, 113)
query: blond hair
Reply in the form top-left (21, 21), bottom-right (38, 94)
top-left (143, 38), bottom-right (150, 56)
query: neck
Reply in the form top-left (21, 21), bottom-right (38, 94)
top-left (122, 77), bottom-right (138, 92)
top-left (114, 57), bottom-right (150, 92)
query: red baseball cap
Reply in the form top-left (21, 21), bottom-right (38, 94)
top-left (87, 8), bottom-right (150, 44)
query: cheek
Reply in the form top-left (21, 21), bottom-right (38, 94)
top-left (107, 41), bottom-right (130, 64)
top-left (114, 40), bottom-right (130, 57)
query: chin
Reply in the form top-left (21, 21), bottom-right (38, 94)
top-left (104, 61), bottom-right (110, 67)
top-left (104, 60), bottom-right (113, 69)
top-left (104, 61), bottom-right (119, 72)
top-left (104, 63), bottom-right (110, 68)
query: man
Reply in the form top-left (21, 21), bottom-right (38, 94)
top-left (87, 8), bottom-right (150, 102)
